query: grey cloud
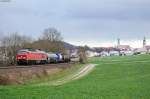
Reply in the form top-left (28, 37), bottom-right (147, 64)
top-left (0, 0), bottom-right (150, 46)
top-left (66, 0), bottom-right (150, 21)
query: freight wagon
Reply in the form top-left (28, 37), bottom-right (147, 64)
top-left (47, 53), bottom-right (70, 63)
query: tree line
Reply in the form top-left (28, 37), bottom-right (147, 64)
top-left (0, 27), bottom-right (87, 66)
top-left (0, 27), bottom-right (65, 65)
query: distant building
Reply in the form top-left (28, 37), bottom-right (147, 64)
top-left (86, 50), bottom-right (99, 57)
top-left (117, 38), bottom-right (120, 46)
top-left (143, 37), bottom-right (146, 48)
top-left (70, 49), bottom-right (78, 58)
top-left (132, 37), bottom-right (150, 54)
top-left (132, 37), bottom-right (150, 55)
top-left (145, 45), bottom-right (150, 50)
top-left (133, 48), bottom-right (147, 54)
top-left (120, 50), bottom-right (133, 56)
top-left (116, 38), bottom-right (132, 51)
top-left (117, 45), bottom-right (131, 51)
top-left (109, 51), bottom-right (120, 56)
top-left (100, 51), bottom-right (110, 56)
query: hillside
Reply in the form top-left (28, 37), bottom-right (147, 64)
top-left (63, 42), bottom-right (77, 50)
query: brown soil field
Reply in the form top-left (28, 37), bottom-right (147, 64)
top-left (0, 63), bottom-right (73, 85)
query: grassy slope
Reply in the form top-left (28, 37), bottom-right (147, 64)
top-left (27, 64), bottom-right (84, 85)
top-left (1, 55), bottom-right (150, 99)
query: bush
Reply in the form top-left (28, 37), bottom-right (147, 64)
top-left (78, 47), bottom-right (87, 64)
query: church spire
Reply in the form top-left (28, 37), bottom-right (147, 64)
top-left (143, 36), bottom-right (146, 47)
top-left (117, 38), bottom-right (120, 46)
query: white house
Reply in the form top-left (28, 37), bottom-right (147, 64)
top-left (100, 51), bottom-right (110, 57)
top-left (133, 48), bottom-right (147, 54)
top-left (70, 49), bottom-right (78, 58)
top-left (117, 45), bottom-right (131, 51)
top-left (86, 50), bottom-right (99, 57)
top-left (109, 51), bottom-right (120, 56)
top-left (94, 52), bottom-right (100, 57)
top-left (120, 50), bottom-right (133, 56)
top-left (144, 45), bottom-right (150, 54)
top-left (86, 50), bottom-right (95, 57)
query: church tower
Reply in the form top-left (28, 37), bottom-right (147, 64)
top-left (143, 37), bottom-right (146, 47)
top-left (117, 38), bottom-right (120, 46)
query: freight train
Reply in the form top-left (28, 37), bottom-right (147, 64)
top-left (16, 49), bottom-right (70, 65)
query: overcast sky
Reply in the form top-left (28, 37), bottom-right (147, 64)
top-left (0, 0), bottom-right (150, 47)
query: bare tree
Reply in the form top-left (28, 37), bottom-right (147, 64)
top-left (1, 33), bottom-right (32, 65)
top-left (42, 27), bottom-right (63, 41)
top-left (37, 27), bottom-right (65, 53)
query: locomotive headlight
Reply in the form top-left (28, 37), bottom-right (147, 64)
top-left (22, 56), bottom-right (27, 59)
top-left (17, 57), bottom-right (20, 59)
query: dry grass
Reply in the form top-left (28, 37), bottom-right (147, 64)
top-left (0, 63), bottom-right (73, 85)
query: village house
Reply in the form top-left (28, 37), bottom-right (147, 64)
top-left (144, 45), bottom-right (150, 54)
top-left (117, 45), bottom-right (131, 51)
top-left (133, 48), bottom-right (147, 54)
top-left (100, 51), bottom-right (110, 56)
top-left (109, 51), bottom-right (120, 56)
top-left (85, 50), bottom-right (99, 57)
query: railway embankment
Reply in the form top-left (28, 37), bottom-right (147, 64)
top-left (0, 63), bottom-right (73, 85)
top-left (37, 64), bottom-right (97, 86)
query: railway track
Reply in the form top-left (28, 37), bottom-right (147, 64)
top-left (0, 63), bottom-right (70, 69)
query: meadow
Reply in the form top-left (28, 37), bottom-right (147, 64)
top-left (0, 55), bottom-right (150, 99)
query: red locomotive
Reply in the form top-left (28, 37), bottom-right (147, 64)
top-left (16, 49), bottom-right (48, 65)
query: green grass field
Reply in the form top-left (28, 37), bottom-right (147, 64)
top-left (1, 55), bottom-right (150, 99)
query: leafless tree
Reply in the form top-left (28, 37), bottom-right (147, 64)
top-left (37, 27), bottom-right (65, 53)
top-left (41, 27), bottom-right (63, 41)
top-left (1, 33), bottom-right (32, 65)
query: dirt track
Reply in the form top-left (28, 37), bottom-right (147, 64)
top-left (37, 64), bottom-right (97, 86)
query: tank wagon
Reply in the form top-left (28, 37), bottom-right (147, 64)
top-left (47, 53), bottom-right (70, 63)
top-left (47, 53), bottom-right (58, 63)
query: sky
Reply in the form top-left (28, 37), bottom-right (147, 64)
top-left (0, 0), bottom-right (150, 48)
